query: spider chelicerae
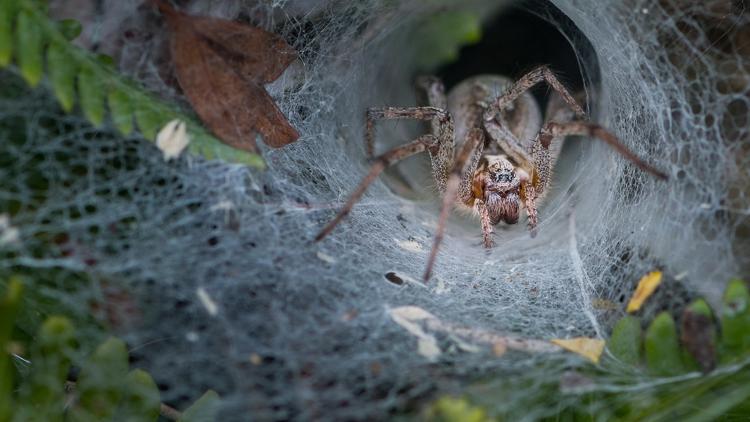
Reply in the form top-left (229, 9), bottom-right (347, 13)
top-left (315, 66), bottom-right (667, 281)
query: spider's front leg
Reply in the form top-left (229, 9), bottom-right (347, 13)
top-left (315, 105), bottom-right (451, 242)
top-left (533, 121), bottom-right (668, 181)
top-left (424, 127), bottom-right (485, 281)
top-left (476, 199), bottom-right (495, 248)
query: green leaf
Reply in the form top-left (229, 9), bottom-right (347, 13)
top-left (77, 66), bottom-right (105, 126)
top-left (20, 316), bottom-right (75, 422)
top-left (71, 337), bottom-right (129, 422)
top-left (96, 53), bottom-right (115, 68)
top-left (179, 390), bottom-right (221, 422)
top-left (189, 131), bottom-right (266, 169)
top-left (108, 87), bottom-right (134, 135)
top-left (15, 9), bottom-right (44, 86)
top-left (0, 0), bottom-right (16, 66)
top-left (56, 18), bottom-right (82, 41)
top-left (607, 315), bottom-right (642, 367)
top-left (5, 3), bottom-right (267, 167)
top-left (47, 40), bottom-right (77, 112)
top-left (680, 299), bottom-right (716, 373)
top-left (118, 369), bottom-right (161, 422)
top-left (414, 11), bottom-right (481, 69)
top-left (645, 312), bottom-right (685, 376)
top-left (0, 277), bottom-right (24, 421)
top-left (427, 396), bottom-right (492, 422)
top-left (720, 279), bottom-right (750, 362)
top-left (133, 98), bottom-right (166, 140)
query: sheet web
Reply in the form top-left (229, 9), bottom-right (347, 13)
top-left (2, 0), bottom-right (748, 420)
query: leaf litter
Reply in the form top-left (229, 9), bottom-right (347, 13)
top-left (151, 0), bottom-right (299, 153)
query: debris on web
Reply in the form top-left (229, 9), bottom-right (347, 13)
top-left (1, 0), bottom-right (747, 420)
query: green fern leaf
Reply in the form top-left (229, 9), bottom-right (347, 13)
top-left (55, 18), bottom-right (81, 41)
top-left (47, 40), bottom-right (77, 112)
top-left (77, 65), bottom-right (105, 126)
top-left (0, 0), bottom-right (16, 66)
top-left (7, 1), bottom-right (265, 167)
top-left (108, 87), bottom-right (134, 135)
top-left (15, 9), bottom-right (43, 86)
top-left (190, 131), bottom-right (266, 168)
top-left (133, 98), bottom-right (168, 140)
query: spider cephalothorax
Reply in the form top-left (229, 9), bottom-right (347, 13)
top-left (315, 66), bottom-right (667, 281)
top-left (474, 155), bottom-right (526, 226)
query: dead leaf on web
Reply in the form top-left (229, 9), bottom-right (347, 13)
top-left (389, 306), bottom-right (442, 360)
top-left (388, 306), bottom-right (559, 360)
top-left (156, 118), bottom-right (190, 160)
top-left (627, 271), bottom-right (663, 313)
top-left (151, 0), bottom-right (299, 153)
top-left (550, 338), bottom-right (606, 364)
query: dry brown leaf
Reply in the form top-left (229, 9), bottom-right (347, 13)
top-left (388, 306), bottom-right (559, 357)
top-left (152, 0), bottom-right (299, 152)
top-left (550, 338), bottom-right (606, 364)
top-left (189, 15), bottom-right (297, 84)
top-left (627, 271), bottom-right (663, 313)
top-left (680, 306), bottom-right (716, 373)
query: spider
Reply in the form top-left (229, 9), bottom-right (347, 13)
top-left (315, 66), bottom-right (667, 281)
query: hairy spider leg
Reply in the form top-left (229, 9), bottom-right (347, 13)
top-left (534, 121), bottom-right (669, 180)
top-left (314, 135), bottom-right (435, 242)
top-left (490, 65), bottom-right (586, 119)
top-left (482, 66), bottom-right (584, 171)
top-left (484, 66), bottom-right (668, 235)
top-left (522, 120), bottom-right (669, 235)
top-left (315, 106), bottom-right (453, 242)
top-left (424, 127), bottom-right (486, 282)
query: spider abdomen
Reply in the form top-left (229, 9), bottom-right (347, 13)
top-left (447, 74), bottom-right (542, 151)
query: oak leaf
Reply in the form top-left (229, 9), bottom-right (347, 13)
top-left (152, 0), bottom-right (299, 153)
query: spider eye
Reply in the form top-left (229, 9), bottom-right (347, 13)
top-left (493, 171), bottom-right (513, 183)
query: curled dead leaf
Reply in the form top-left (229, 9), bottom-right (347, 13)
top-left (627, 271), bottom-right (663, 313)
top-left (550, 337), bottom-right (606, 364)
top-left (388, 306), bottom-right (559, 359)
top-left (156, 119), bottom-right (190, 160)
top-left (152, 0), bottom-right (299, 152)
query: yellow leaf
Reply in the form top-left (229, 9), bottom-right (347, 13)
top-left (627, 271), bottom-right (663, 313)
top-left (551, 337), bottom-right (606, 364)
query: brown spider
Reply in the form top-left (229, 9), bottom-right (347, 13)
top-left (315, 66), bottom-right (667, 281)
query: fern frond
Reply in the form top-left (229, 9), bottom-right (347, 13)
top-left (0, 0), bottom-right (264, 168)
